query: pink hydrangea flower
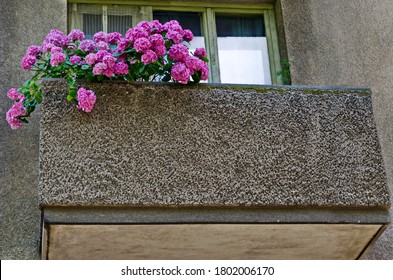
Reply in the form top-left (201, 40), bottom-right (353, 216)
top-left (92, 62), bottom-right (107, 75)
top-left (167, 29), bottom-right (183, 44)
top-left (103, 68), bottom-right (114, 77)
top-left (41, 42), bottom-right (55, 52)
top-left (134, 37), bottom-right (152, 53)
top-left (107, 32), bottom-right (122, 45)
top-left (96, 41), bottom-right (110, 51)
top-left (93, 31), bottom-right (107, 42)
top-left (44, 29), bottom-right (70, 47)
top-left (114, 62), bottom-right (129, 75)
top-left (141, 50), bottom-right (158, 64)
top-left (50, 51), bottom-right (66, 66)
top-left (7, 88), bottom-right (21, 100)
top-left (154, 45), bottom-right (166, 57)
top-left (103, 55), bottom-right (116, 68)
top-left (85, 53), bottom-right (97, 65)
top-left (115, 38), bottom-right (131, 53)
top-left (194, 47), bottom-right (207, 58)
top-left (150, 20), bottom-right (163, 33)
top-left (185, 56), bottom-right (204, 73)
top-left (26, 45), bottom-right (41, 56)
top-left (200, 62), bottom-right (209, 80)
top-left (137, 21), bottom-right (152, 33)
top-left (76, 88), bottom-right (96, 113)
top-left (68, 29), bottom-right (85, 41)
top-left (163, 20), bottom-right (182, 32)
top-left (79, 40), bottom-right (96, 52)
top-left (169, 44), bottom-right (189, 62)
top-left (70, 55), bottom-right (82, 64)
top-left (6, 101), bottom-right (27, 129)
top-left (149, 34), bottom-right (165, 48)
top-left (183, 29), bottom-right (194, 42)
top-left (50, 46), bottom-right (63, 54)
top-left (96, 50), bottom-right (111, 62)
top-left (132, 26), bottom-right (149, 39)
top-left (171, 62), bottom-right (190, 84)
top-left (125, 26), bottom-right (149, 42)
top-left (21, 55), bottom-right (36, 70)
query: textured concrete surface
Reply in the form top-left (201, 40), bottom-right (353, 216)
top-left (39, 81), bottom-right (389, 208)
top-left (0, 0), bottom-right (67, 259)
top-left (280, 0), bottom-right (393, 260)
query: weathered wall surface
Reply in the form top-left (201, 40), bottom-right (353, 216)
top-left (280, 0), bottom-right (393, 259)
top-left (39, 81), bottom-right (389, 210)
top-left (0, 0), bottom-right (67, 259)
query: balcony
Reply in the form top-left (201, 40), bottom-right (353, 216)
top-left (39, 79), bottom-right (390, 259)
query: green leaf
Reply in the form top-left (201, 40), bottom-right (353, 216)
top-left (200, 56), bottom-right (209, 63)
top-left (112, 52), bottom-right (123, 57)
top-left (163, 62), bottom-right (173, 72)
top-left (66, 76), bottom-right (75, 84)
top-left (97, 75), bottom-right (105, 82)
top-left (125, 74), bottom-right (134, 82)
top-left (20, 118), bottom-right (29, 124)
top-left (191, 71), bottom-right (201, 84)
top-left (27, 105), bottom-right (36, 114)
top-left (35, 91), bottom-right (43, 103)
top-left (81, 65), bottom-right (90, 70)
top-left (86, 74), bottom-right (95, 82)
top-left (125, 49), bottom-right (136, 54)
top-left (69, 89), bottom-right (77, 98)
top-left (138, 64), bottom-right (146, 74)
top-left (66, 94), bottom-right (74, 101)
top-left (23, 80), bottom-right (30, 87)
top-left (162, 74), bottom-right (171, 82)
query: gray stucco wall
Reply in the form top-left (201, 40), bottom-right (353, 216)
top-left (280, 0), bottom-right (393, 259)
top-left (1, 0), bottom-right (392, 260)
top-left (0, 0), bottom-right (67, 259)
top-left (39, 81), bottom-right (389, 210)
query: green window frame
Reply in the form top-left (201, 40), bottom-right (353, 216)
top-left (68, 0), bottom-right (282, 84)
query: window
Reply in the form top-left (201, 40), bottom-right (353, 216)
top-left (216, 14), bottom-right (271, 84)
top-left (68, 1), bottom-right (282, 85)
top-left (68, 4), bottom-right (136, 39)
top-left (153, 11), bottom-right (205, 56)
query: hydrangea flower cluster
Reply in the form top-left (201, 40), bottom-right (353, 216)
top-left (5, 20), bottom-right (209, 129)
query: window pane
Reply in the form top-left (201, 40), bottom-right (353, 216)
top-left (216, 14), bottom-right (271, 85)
top-left (153, 11), bottom-right (205, 56)
top-left (153, 11), bottom-right (202, 36)
top-left (83, 13), bottom-right (103, 39)
top-left (216, 15), bottom-right (265, 37)
top-left (108, 15), bottom-right (132, 35)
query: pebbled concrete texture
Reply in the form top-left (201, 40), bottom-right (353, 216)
top-left (280, 0), bottom-right (393, 260)
top-left (0, 0), bottom-right (67, 260)
top-left (39, 80), bottom-right (389, 208)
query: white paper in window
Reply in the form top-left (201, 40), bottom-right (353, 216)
top-left (218, 37), bottom-right (271, 85)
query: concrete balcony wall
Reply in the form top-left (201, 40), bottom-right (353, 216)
top-left (39, 80), bottom-right (389, 259)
